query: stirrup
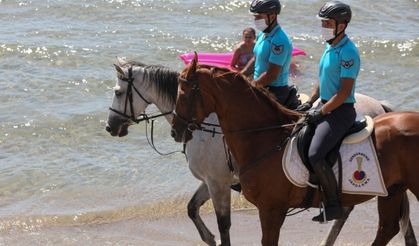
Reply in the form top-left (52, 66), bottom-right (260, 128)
top-left (307, 173), bottom-right (319, 188)
top-left (317, 201), bottom-right (327, 224)
top-left (307, 181), bottom-right (319, 189)
top-left (312, 203), bottom-right (344, 222)
top-left (311, 202), bottom-right (327, 224)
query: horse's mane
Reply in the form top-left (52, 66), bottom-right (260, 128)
top-left (208, 66), bottom-right (301, 123)
top-left (119, 60), bottom-right (179, 105)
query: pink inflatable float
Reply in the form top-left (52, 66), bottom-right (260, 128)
top-left (179, 47), bottom-right (306, 69)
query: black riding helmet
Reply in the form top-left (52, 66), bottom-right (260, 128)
top-left (250, 0), bottom-right (281, 15)
top-left (318, 1), bottom-right (351, 43)
top-left (317, 1), bottom-right (351, 24)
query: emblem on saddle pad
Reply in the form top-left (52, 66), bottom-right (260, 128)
top-left (348, 153), bottom-right (371, 187)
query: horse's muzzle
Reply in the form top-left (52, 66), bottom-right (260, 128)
top-left (105, 124), bottom-right (112, 133)
top-left (105, 120), bottom-right (129, 137)
top-left (105, 123), bottom-right (118, 136)
top-left (170, 129), bottom-right (177, 139)
top-left (170, 127), bottom-right (183, 143)
top-left (171, 125), bottom-right (193, 143)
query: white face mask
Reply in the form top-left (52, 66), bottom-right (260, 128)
top-left (321, 27), bottom-right (335, 41)
top-left (254, 19), bottom-right (268, 32)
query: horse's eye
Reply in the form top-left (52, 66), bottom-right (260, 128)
top-left (114, 91), bottom-right (122, 96)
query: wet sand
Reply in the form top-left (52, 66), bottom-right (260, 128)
top-left (1, 193), bottom-right (417, 246)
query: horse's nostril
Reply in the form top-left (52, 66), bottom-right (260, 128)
top-left (170, 129), bottom-right (177, 138)
top-left (105, 125), bottom-right (111, 133)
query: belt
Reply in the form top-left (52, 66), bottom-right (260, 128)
top-left (266, 85), bottom-right (288, 89)
top-left (321, 99), bottom-right (354, 106)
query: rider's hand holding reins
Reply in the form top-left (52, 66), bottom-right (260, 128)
top-left (296, 102), bottom-right (312, 112)
top-left (306, 110), bottom-right (324, 124)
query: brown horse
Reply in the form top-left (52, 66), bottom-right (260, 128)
top-left (171, 54), bottom-right (419, 245)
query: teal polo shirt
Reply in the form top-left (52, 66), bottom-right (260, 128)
top-left (319, 35), bottom-right (360, 103)
top-left (253, 25), bottom-right (293, 87)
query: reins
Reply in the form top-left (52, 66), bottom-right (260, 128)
top-left (175, 68), bottom-right (305, 136)
top-left (238, 119), bottom-right (306, 176)
top-left (143, 116), bottom-right (185, 156)
top-left (224, 122), bottom-right (302, 134)
top-left (137, 111), bottom-right (172, 123)
top-left (237, 132), bottom-right (291, 176)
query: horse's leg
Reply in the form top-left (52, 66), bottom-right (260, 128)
top-left (207, 180), bottom-right (232, 246)
top-left (372, 192), bottom-right (405, 246)
top-left (404, 220), bottom-right (417, 246)
top-left (188, 182), bottom-right (216, 246)
top-left (319, 206), bottom-right (354, 246)
top-left (400, 192), bottom-right (417, 246)
top-left (259, 207), bottom-right (286, 246)
top-left (320, 194), bottom-right (417, 246)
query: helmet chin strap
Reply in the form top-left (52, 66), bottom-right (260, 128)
top-left (327, 21), bottom-right (347, 44)
top-left (263, 14), bottom-right (277, 33)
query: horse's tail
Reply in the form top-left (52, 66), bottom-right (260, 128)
top-left (399, 191), bottom-right (410, 236)
top-left (380, 100), bottom-right (394, 113)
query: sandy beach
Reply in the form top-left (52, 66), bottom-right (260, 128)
top-left (1, 193), bottom-right (417, 246)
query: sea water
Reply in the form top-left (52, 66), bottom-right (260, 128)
top-left (0, 0), bottom-right (418, 244)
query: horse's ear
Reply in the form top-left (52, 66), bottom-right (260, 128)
top-left (186, 51), bottom-right (198, 78)
top-left (192, 51), bottom-right (198, 67)
top-left (116, 56), bottom-right (126, 66)
top-left (114, 64), bottom-right (124, 76)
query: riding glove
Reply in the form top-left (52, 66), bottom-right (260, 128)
top-left (306, 110), bottom-right (324, 124)
top-left (295, 102), bottom-right (312, 112)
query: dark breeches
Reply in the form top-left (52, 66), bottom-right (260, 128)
top-left (308, 103), bottom-right (356, 166)
top-left (267, 86), bottom-right (290, 105)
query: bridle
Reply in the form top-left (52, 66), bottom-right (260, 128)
top-left (172, 75), bottom-right (205, 134)
top-left (174, 72), bottom-right (303, 136)
top-left (108, 65), bottom-right (180, 156)
top-left (173, 73), bottom-right (226, 137)
top-left (109, 66), bottom-right (171, 124)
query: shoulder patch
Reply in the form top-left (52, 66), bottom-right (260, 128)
top-left (272, 44), bottom-right (284, 55)
top-left (341, 59), bottom-right (354, 69)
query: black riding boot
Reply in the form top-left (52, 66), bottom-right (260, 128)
top-left (311, 160), bottom-right (344, 222)
top-left (284, 85), bottom-right (301, 110)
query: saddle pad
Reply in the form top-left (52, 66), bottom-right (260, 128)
top-left (282, 136), bottom-right (388, 196)
top-left (342, 115), bottom-right (374, 144)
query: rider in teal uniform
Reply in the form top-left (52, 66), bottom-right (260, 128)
top-left (253, 22), bottom-right (292, 88)
top-left (319, 35), bottom-right (359, 103)
top-left (242, 0), bottom-right (299, 109)
top-left (300, 1), bottom-right (360, 222)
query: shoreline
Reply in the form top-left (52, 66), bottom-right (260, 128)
top-left (1, 196), bottom-right (417, 246)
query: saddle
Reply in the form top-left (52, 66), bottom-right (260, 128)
top-left (268, 85), bottom-right (302, 110)
top-left (296, 115), bottom-right (374, 186)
